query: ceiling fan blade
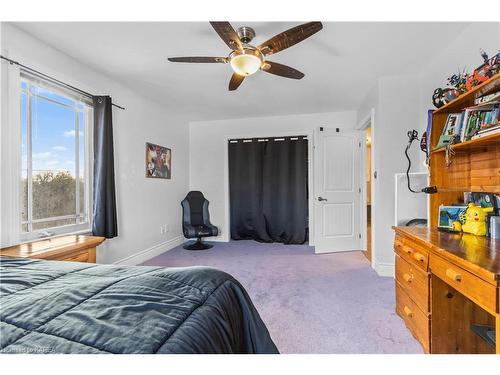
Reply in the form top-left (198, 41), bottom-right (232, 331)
top-left (168, 57), bottom-right (227, 63)
top-left (229, 73), bottom-right (245, 91)
top-left (257, 22), bottom-right (323, 56)
top-left (209, 22), bottom-right (243, 51)
top-left (261, 61), bottom-right (305, 79)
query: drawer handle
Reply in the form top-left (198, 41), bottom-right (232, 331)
top-left (445, 268), bottom-right (462, 282)
top-left (395, 242), bottom-right (413, 255)
top-left (403, 306), bottom-right (413, 317)
top-left (413, 252), bottom-right (425, 262)
top-left (403, 273), bottom-right (413, 283)
top-left (402, 246), bottom-right (413, 255)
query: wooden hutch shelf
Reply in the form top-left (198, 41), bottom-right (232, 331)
top-left (429, 74), bottom-right (500, 226)
top-left (431, 132), bottom-right (500, 154)
top-left (393, 73), bottom-right (500, 354)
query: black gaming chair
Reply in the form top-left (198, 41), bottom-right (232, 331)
top-left (181, 191), bottom-right (219, 250)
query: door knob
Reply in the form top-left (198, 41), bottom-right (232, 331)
top-left (318, 196), bottom-right (328, 202)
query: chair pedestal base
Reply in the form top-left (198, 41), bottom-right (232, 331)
top-left (183, 238), bottom-right (213, 251)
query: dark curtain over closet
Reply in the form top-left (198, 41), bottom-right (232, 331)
top-left (92, 96), bottom-right (118, 239)
top-left (229, 137), bottom-right (308, 244)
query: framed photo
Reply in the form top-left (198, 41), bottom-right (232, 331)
top-left (437, 112), bottom-right (464, 148)
top-left (442, 113), bottom-right (463, 138)
top-left (438, 205), bottom-right (467, 231)
top-left (145, 142), bottom-right (171, 179)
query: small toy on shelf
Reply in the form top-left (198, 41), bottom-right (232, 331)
top-left (432, 87), bottom-right (457, 108)
top-left (447, 70), bottom-right (467, 95)
top-left (465, 49), bottom-right (500, 91)
top-left (458, 203), bottom-right (494, 236)
top-left (451, 220), bottom-right (463, 232)
top-left (431, 50), bottom-right (500, 108)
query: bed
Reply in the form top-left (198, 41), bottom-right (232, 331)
top-left (0, 256), bottom-right (278, 354)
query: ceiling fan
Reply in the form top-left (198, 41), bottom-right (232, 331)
top-left (168, 22), bottom-right (323, 91)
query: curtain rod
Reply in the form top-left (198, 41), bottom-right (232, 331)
top-left (229, 136), bottom-right (307, 143)
top-left (0, 55), bottom-right (125, 110)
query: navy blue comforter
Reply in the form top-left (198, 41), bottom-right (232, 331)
top-left (0, 257), bottom-right (278, 354)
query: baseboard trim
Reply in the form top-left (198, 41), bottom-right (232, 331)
top-left (114, 236), bottom-right (184, 266)
top-left (373, 261), bottom-right (395, 278)
top-left (210, 236), bottom-right (230, 242)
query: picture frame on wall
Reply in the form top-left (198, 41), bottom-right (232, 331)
top-left (146, 142), bottom-right (171, 179)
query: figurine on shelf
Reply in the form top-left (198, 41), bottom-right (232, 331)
top-left (447, 70), bottom-right (467, 95)
top-left (465, 49), bottom-right (500, 91)
top-left (432, 70), bottom-right (467, 109)
top-left (454, 202), bottom-right (495, 236)
top-left (432, 87), bottom-right (457, 108)
top-left (432, 50), bottom-right (500, 108)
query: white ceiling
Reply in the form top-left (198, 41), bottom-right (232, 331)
top-left (14, 22), bottom-right (468, 121)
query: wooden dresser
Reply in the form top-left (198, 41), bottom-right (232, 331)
top-left (394, 228), bottom-right (431, 352)
top-left (0, 235), bottom-right (105, 263)
top-left (393, 72), bottom-right (500, 353)
top-left (393, 226), bottom-right (500, 354)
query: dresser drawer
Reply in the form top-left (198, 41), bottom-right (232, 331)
top-left (394, 237), bottom-right (429, 272)
top-left (395, 254), bottom-right (430, 313)
top-left (430, 254), bottom-right (497, 314)
top-left (396, 282), bottom-right (430, 353)
top-left (60, 250), bottom-right (90, 263)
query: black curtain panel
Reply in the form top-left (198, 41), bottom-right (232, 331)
top-left (229, 140), bottom-right (272, 242)
top-left (228, 137), bottom-right (308, 244)
top-left (92, 96), bottom-right (118, 238)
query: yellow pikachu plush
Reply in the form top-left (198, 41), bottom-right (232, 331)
top-left (461, 203), bottom-right (494, 236)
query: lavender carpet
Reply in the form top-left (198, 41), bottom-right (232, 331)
top-left (143, 241), bottom-right (423, 354)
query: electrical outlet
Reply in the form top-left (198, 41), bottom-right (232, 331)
top-left (164, 224), bottom-right (169, 233)
top-left (159, 225), bottom-right (164, 234)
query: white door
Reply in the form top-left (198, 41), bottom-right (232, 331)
top-left (314, 128), bottom-right (362, 253)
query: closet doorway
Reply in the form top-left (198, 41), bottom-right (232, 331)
top-left (227, 135), bottom-right (309, 245)
top-left (364, 127), bottom-right (372, 261)
top-left (358, 109), bottom-right (375, 264)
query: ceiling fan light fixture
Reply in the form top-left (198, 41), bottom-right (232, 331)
top-left (229, 49), bottom-right (263, 76)
top-left (169, 22), bottom-right (323, 90)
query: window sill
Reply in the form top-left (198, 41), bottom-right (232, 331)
top-left (19, 228), bottom-right (93, 245)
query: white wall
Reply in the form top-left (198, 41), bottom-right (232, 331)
top-left (189, 111), bottom-right (358, 242)
top-left (0, 24), bottom-right (190, 264)
top-left (395, 172), bottom-right (428, 227)
top-left (357, 75), bottom-right (422, 276)
top-left (376, 75), bottom-right (422, 274)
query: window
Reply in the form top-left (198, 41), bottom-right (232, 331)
top-left (20, 72), bottom-right (93, 240)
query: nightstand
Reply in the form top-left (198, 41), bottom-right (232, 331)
top-left (0, 235), bottom-right (105, 263)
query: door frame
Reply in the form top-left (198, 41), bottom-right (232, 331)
top-left (357, 108), bottom-right (376, 264)
top-left (223, 129), bottom-right (315, 245)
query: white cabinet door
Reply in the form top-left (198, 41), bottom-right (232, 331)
top-left (314, 128), bottom-right (362, 253)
